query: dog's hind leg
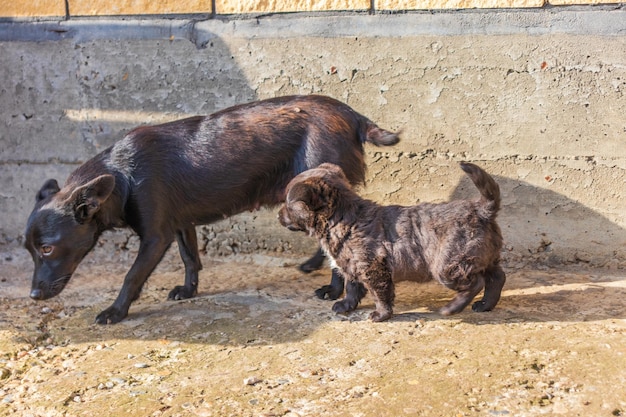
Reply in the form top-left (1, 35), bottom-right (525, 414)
top-left (332, 275), bottom-right (368, 313)
top-left (168, 226), bottom-right (202, 301)
top-left (472, 264), bottom-right (506, 312)
top-left (440, 274), bottom-right (485, 316)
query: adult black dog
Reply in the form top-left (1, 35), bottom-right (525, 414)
top-left (24, 95), bottom-right (399, 324)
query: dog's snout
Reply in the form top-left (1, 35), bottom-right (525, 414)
top-left (30, 288), bottom-right (44, 300)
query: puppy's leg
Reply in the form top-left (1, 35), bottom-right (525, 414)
top-left (440, 274), bottom-right (485, 316)
top-left (332, 275), bottom-right (367, 313)
top-left (472, 264), bottom-right (506, 312)
top-left (96, 235), bottom-right (172, 324)
top-left (333, 259), bottom-right (393, 322)
top-left (168, 226), bottom-right (202, 300)
top-left (300, 247), bottom-right (325, 273)
top-left (362, 264), bottom-right (394, 322)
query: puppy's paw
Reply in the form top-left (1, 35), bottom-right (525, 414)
top-left (95, 307), bottom-right (127, 325)
top-left (168, 285), bottom-right (197, 301)
top-left (369, 310), bottom-right (392, 322)
top-left (332, 298), bottom-right (358, 314)
top-left (315, 285), bottom-right (343, 300)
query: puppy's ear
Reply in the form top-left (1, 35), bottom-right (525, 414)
top-left (36, 179), bottom-right (60, 202)
top-left (318, 163), bottom-right (347, 179)
top-left (67, 175), bottom-right (116, 223)
top-left (287, 181), bottom-right (325, 212)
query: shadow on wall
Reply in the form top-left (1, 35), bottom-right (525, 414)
top-left (451, 174), bottom-right (626, 269)
top-left (0, 20), bottom-right (257, 244)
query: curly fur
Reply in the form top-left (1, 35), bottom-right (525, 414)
top-left (278, 162), bottom-right (506, 322)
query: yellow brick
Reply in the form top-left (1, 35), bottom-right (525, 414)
top-left (377, 0), bottom-right (544, 9)
top-left (0, 0), bottom-right (66, 17)
top-left (549, 0), bottom-right (620, 4)
top-left (216, 0), bottom-right (371, 14)
top-left (69, 0), bottom-right (212, 16)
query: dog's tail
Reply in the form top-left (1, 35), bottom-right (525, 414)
top-left (361, 119), bottom-right (401, 147)
top-left (460, 162), bottom-right (501, 215)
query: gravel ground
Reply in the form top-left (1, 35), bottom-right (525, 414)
top-left (1, 246), bottom-right (625, 417)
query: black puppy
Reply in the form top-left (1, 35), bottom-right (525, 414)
top-left (278, 162), bottom-right (505, 322)
top-left (24, 95), bottom-right (399, 324)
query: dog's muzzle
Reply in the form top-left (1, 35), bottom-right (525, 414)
top-left (30, 274), bottom-right (72, 300)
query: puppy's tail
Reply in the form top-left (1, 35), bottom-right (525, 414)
top-left (460, 162), bottom-right (501, 215)
top-left (361, 119), bottom-right (401, 147)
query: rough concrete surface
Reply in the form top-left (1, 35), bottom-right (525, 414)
top-left (0, 247), bottom-right (625, 416)
top-left (0, 11), bottom-right (625, 416)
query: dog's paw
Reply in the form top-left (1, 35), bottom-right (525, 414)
top-left (95, 307), bottom-right (127, 325)
top-left (315, 285), bottom-right (343, 300)
top-left (168, 285), bottom-right (197, 301)
top-left (332, 298), bottom-right (358, 314)
top-left (368, 310), bottom-right (392, 322)
top-left (471, 300), bottom-right (493, 312)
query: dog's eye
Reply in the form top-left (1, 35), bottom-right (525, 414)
top-left (40, 245), bottom-right (54, 256)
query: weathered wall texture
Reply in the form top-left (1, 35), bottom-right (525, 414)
top-left (1, 11), bottom-right (625, 270)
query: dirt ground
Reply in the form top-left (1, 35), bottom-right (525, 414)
top-left (0, 245), bottom-right (625, 417)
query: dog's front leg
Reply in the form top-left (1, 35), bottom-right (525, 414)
top-left (95, 236), bottom-right (171, 324)
top-left (168, 227), bottom-right (202, 300)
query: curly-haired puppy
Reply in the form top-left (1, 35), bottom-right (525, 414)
top-left (278, 162), bottom-right (506, 322)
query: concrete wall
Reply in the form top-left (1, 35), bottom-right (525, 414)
top-left (1, 8), bottom-right (625, 269)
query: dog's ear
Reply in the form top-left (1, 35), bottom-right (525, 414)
top-left (67, 175), bottom-right (116, 223)
top-left (36, 179), bottom-right (60, 202)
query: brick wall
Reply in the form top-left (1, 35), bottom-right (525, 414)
top-left (1, 0), bottom-right (622, 18)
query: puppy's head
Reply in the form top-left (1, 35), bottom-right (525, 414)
top-left (278, 163), bottom-right (352, 235)
top-left (24, 175), bottom-right (115, 300)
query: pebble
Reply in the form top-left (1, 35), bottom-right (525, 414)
top-left (243, 376), bottom-right (262, 386)
top-left (41, 307), bottom-right (52, 314)
top-left (2, 395), bottom-right (13, 404)
top-left (110, 377), bottom-right (127, 385)
top-left (134, 363), bottom-right (149, 369)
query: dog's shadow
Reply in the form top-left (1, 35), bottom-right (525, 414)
top-left (451, 174), bottom-right (626, 268)
top-left (385, 173), bottom-right (626, 325)
top-left (388, 266), bottom-right (626, 325)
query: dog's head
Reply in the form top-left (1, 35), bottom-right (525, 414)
top-left (24, 175), bottom-right (115, 300)
top-left (278, 163), bottom-right (352, 235)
